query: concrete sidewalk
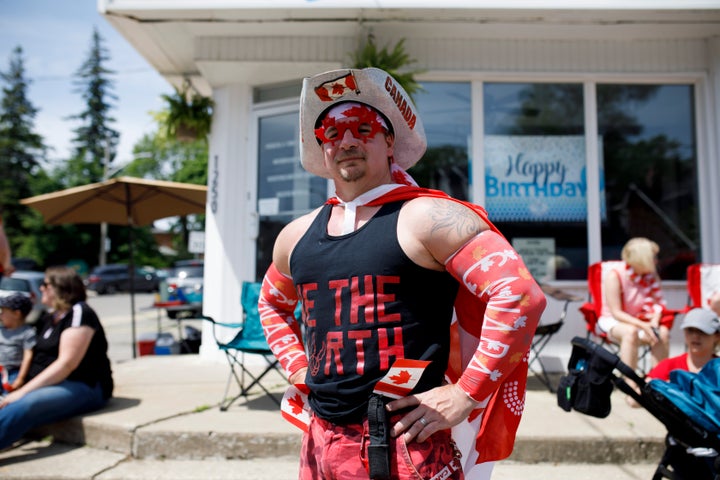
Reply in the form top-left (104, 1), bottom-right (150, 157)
top-left (0, 355), bottom-right (668, 479)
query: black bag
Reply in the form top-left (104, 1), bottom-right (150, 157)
top-left (557, 340), bottom-right (616, 418)
top-left (367, 394), bottom-right (391, 480)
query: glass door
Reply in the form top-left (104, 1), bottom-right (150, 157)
top-left (254, 107), bottom-right (328, 280)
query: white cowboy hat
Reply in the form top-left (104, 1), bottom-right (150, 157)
top-left (299, 67), bottom-right (427, 179)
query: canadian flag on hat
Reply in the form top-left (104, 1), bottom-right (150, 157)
top-left (373, 358), bottom-right (430, 399)
top-left (314, 72), bottom-right (359, 102)
top-left (281, 384), bottom-right (311, 432)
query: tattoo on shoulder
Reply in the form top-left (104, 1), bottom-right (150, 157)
top-left (428, 200), bottom-right (482, 238)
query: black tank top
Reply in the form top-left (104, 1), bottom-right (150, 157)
top-left (290, 201), bottom-right (459, 423)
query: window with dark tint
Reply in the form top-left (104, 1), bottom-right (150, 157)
top-left (597, 84), bottom-right (698, 279)
top-left (411, 82), bottom-right (472, 201)
top-left (176, 266), bottom-right (203, 278)
top-left (0, 278), bottom-right (30, 292)
top-left (255, 111), bottom-right (326, 280)
top-left (483, 82), bottom-right (587, 281)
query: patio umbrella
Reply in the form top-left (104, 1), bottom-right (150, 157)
top-left (20, 176), bottom-right (207, 358)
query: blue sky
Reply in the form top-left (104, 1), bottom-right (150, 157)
top-left (0, 0), bottom-right (172, 168)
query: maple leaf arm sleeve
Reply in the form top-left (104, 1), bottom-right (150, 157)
top-left (445, 230), bottom-right (547, 402)
top-left (258, 263), bottom-right (308, 378)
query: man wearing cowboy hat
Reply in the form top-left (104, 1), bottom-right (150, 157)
top-left (259, 67), bottom-right (546, 480)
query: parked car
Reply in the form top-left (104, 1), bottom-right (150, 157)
top-left (10, 257), bottom-right (40, 271)
top-left (85, 264), bottom-right (160, 294)
top-left (160, 259), bottom-right (204, 319)
top-left (0, 270), bottom-right (47, 323)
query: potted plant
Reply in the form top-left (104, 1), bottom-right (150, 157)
top-left (161, 85), bottom-right (215, 142)
top-left (350, 34), bottom-right (424, 101)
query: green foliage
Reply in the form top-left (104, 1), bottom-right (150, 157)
top-left (350, 35), bottom-right (424, 100)
top-left (16, 29), bottom-right (124, 271)
top-left (409, 144), bottom-right (469, 199)
top-left (0, 46), bottom-right (47, 266)
top-left (161, 85), bottom-right (214, 143)
top-left (0, 31), bottom-right (205, 272)
top-left (106, 223), bottom-right (162, 268)
top-left (127, 130), bottom-right (208, 186)
top-left (65, 28), bottom-right (120, 187)
top-left (122, 122), bottom-right (208, 263)
top-left (40, 28), bottom-right (122, 270)
top-left (1, 32), bottom-right (209, 271)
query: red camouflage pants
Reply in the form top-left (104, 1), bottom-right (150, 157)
top-left (299, 413), bottom-right (464, 480)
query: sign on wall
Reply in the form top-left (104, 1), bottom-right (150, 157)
top-left (512, 237), bottom-right (556, 281)
top-left (484, 135), bottom-right (604, 222)
top-left (188, 231), bottom-right (205, 254)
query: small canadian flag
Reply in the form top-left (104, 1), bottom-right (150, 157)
top-left (314, 72), bottom-right (359, 102)
top-left (281, 384), bottom-right (311, 432)
top-left (0, 365), bottom-right (11, 392)
top-left (373, 358), bottom-right (430, 399)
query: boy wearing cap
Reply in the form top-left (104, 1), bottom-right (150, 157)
top-left (646, 308), bottom-right (720, 382)
top-left (258, 68), bottom-right (546, 480)
top-left (0, 293), bottom-right (36, 394)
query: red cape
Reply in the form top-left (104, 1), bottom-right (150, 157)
top-left (329, 185), bottom-right (531, 463)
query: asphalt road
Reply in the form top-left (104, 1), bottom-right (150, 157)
top-left (86, 291), bottom-right (203, 364)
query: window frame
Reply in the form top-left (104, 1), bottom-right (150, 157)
top-left (419, 71), bottom-right (711, 282)
top-left (247, 72), bottom-right (713, 284)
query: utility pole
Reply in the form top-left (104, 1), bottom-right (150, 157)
top-left (99, 138), bottom-right (111, 266)
top-left (98, 150), bottom-right (153, 266)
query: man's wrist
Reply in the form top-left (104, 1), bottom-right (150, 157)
top-left (456, 377), bottom-right (486, 404)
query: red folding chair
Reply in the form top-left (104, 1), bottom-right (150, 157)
top-left (686, 263), bottom-right (720, 310)
top-left (579, 261), bottom-right (623, 344)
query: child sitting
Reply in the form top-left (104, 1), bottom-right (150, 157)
top-left (0, 293), bottom-right (36, 394)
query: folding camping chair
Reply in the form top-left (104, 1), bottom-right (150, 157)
top-left (529, 284), bottom-right (583, 392)
top-left (579, 261), bottom-right (624, 345)
top-left (203, 281), bottom-right (287, 410)
top-left (686, 263), bottom-right (720, 310)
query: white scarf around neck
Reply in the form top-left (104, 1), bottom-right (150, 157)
top-left (335, 184), bottom-right (404, 234)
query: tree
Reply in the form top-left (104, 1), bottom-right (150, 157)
top-left (47, 28), bottom-right (123, 270)
top-left (125, 119), bottom-right (208, 260)
top-left (350, 34), bottom-right (424, 101)
top-left (64, 27), bottom-right (120, 187)
top-left (0, 46), bottom-right (46, 259)
top-left (125, 115), bottom-right (208, 187)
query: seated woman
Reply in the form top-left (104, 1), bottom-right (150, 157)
top-left (0, 266), bottom-right (113, 449)
top-left (598, 237), bottom-right (671, 372)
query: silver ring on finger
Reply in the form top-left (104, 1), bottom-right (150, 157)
top-left (418, 417), bottom-right (428, 427)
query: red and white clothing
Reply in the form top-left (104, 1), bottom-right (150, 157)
top-left (290, 200), bottom-right (457, 423)
top-left (598, 263), bottom-right (670, 334)
top-left (259, 185), bottom-right (547, 476)
top-left (647, 352), bottom-right (718, 381)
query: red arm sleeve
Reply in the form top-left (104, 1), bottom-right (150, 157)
top-left (445, 230), bottom-right (547, 402)
top-left (258, 263), bottom-right (308, 378)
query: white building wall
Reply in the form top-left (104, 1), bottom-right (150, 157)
top-left (195, 35), bottom-right (711, 76)
top-left (196, 31), bottom-right (719, 369)
top-left (200, 83), bottom-right (256, 362)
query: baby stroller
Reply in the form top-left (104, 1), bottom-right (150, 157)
top-left (557, 336), bottom-right (720, 480)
